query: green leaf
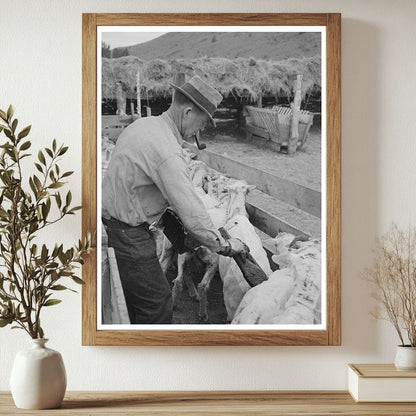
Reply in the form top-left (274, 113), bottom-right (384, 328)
top-left (51, 244), bottom-right (59, 258)
top-left (41, 202), bottom-right (50, 221)
top-left (34, 162), bottom-right (43, 173)
top-left (50, 285), bottom-right (68, 291)
top-left (65, 191), bottom-right (72, 207)
top-left (29, 177), bottom-right (37, 197)
top-left (0, 109), bottom-right (7, 121)
top-left (19, 140), bottom-right (31, 151)
top-left (43, 299), bottom-right (62, 307)
top-left (33, 175), bottom-right (42, 192)
top-left (11, 119), bottom-right (18, 133)
top-left (38, 325), bottom-right (44, 339)
top-left (17, 125), bottom-right (31, 140)
top-left (58, 146), bottom-right (68, 156)
top-left (6, 105), bottom-right (14, 121)
top-left (71, 276), bottom-right (85, 285)
top-left (58, 250), bottom-right (66, 264)
top-left (4, 129), bottom-right (12, 140)
top-left (48, 182), bottom-right (64, 189)
top-left (31, 244), bottom-right (38, 256)
top-left (0, 317), bottom-right (13, 327)
top-left (52, 139), bottom-right (57, 152)
top-left (61, 171), bottom-right (74, 178)
top-left (41, 244), bottom-right (48, 262)
top-left (38, 150), bottom-right (46, 165)
top-left (45, 148), bottom-right (53, 158)
top-left (69, 206), bottom-right (82, 213)
top-left (19, 153), bottom-right (30, 160)
top-left (55, 192), bottom-right (62, 208)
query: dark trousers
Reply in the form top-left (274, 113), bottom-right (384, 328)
top-left (103, 219), bottom-right (172, 324)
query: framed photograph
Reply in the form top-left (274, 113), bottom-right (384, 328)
top-left (82, 13), bottom-right (341, 346)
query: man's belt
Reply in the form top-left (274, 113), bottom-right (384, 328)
top-left (102, 217), bottom-right (148, 230)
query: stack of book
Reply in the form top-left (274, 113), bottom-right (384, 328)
top-left (348, 364), bottom-right (416, 402)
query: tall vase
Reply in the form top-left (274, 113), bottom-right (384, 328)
top-left (10, 339), bottom-right (67, 409)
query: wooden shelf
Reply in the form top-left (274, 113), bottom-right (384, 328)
top-left (1, 391), bottom-right (416, 415)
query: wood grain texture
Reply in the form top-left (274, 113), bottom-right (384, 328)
top-left (1, 391), bottom-right (416, 415)
top-left (82, 13), bottom-right (98, 346)
top-left (350, 364), bottom-right (416, 378)
top-left (326, 13), bottom-right (342, 346)
top-left (82, 13), bottom-right (341, 346)
top-left (90, 329), bottom-right (328, 347)
top-left (95, 13), bottom-right (329, 27)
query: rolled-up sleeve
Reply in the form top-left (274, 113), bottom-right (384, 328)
top-left (152, 154), bottom-right (224, 252)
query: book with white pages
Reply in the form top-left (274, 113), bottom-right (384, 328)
top-left (348, 364), bottom-right (416, 402)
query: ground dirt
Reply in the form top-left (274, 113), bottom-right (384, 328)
top-left (200, 122), bottom-right (322, 192)
top-left (166, 257), bottom-right (228, 325)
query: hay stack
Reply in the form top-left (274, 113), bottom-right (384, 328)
top-left (102, 56), bottom-right (143, 99)
top-left (102, 55), bottom-right (321, 102)
top-left (140, 59), bottom-right (172, 97)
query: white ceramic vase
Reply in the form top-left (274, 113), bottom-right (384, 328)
top-left (10, 338), bottom-right (67, 409)
top-left (394, 345), bottom-right (416, 371)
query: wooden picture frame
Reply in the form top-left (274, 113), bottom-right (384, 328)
top-left (82, 13), bottom-right (341, 346)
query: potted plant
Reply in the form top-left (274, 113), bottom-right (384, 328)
top-left (0, 106), bottom-right (94, 408)
top-left (363, 223), bottom-right (416, 370)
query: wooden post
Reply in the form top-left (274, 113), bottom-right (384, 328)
top-left (146, 107), bottom-right (152, 117)
top-left (136, 69), bottom-right (141, 118)
top-left (289, 74), bottom-right (302, 154)
top-left (115, 82), bottom-right (127, 117)
top-left (257, 94), bottom-right (263, 108)
top-left (130, 102), bottom-right (135, 117)
top-left (172, 72), bottom-right (186, 105)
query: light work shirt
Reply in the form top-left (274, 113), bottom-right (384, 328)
top-left (102, 111), bottom-right (224, 252)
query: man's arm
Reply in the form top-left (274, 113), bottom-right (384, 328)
top-left (152, 154), bottom-right (225, 252)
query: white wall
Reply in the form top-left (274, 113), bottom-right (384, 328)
top-left (1, 0), bottom-right (415, 391)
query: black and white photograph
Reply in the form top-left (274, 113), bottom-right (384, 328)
top-left (98, 26), bottom-right (325, 329)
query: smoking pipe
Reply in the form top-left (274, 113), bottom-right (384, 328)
top-left (194, 131), bottom-right (206, 150)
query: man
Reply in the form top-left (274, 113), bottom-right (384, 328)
top-left (102, 75), bottom-right (247, 324)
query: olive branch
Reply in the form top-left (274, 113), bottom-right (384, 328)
top-left (0, 105), bottom-right (94, 338)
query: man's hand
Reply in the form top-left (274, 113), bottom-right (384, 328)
top-left (219, 238), bottom-right (250, 261)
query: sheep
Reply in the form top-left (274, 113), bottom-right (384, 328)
top-left (231, 234), bottom-right (321, 325)
top-left (219, 214), bottom-right (272, 322)
top-left (271, 237), bottom-right (321, 325)
top-left (156, 149), bottom-right (272, 324)
top-left (169, 170), bottom-right (267, 323)
top-left (185, 177), bottom-right (270, 323)
top-left (230, 269), bottom-right (295, 325)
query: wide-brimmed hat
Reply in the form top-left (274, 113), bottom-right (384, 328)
top-left (170, 76), bottom-right (223, 127)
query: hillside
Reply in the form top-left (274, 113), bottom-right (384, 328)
top-left (115, 32), bottom-right (321, 61)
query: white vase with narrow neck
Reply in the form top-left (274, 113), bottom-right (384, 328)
top-left (394, 345), bottom-right (416, 371)
top-left (10, 338), bottom-right (67, 409)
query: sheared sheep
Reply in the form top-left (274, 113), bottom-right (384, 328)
top-left (219, 214), bottom-right (272, 322)
top-left (231, 234), bottom-right (321, 325)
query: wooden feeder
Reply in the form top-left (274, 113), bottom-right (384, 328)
top-left (244, 74), bottom-right (314, 154)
